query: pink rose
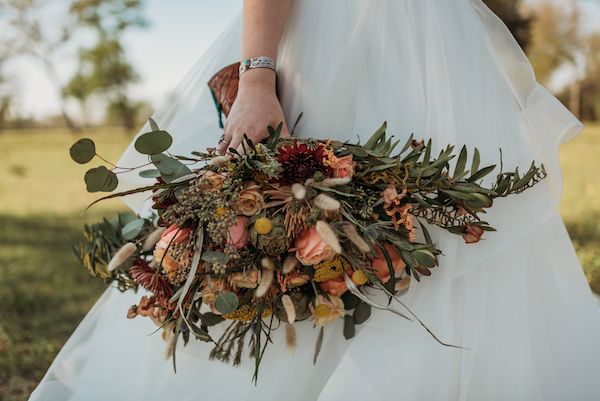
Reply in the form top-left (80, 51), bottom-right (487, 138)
top-left (294, 227), bottom-right (337, 266)
top-left (228, 216), bottom-right (249, 249)
top-left (320, 276), bottom-right (348, 297)
top-left (371, 244), bottom-right (406, 283)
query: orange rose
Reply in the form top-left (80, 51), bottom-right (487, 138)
top-left (227, 216), bottom-right (249, 249)
top-left (319, 276), bottom-right (348, 297)
top-left (294, 227), bottom-right (337, 266)
top-left (371, 244), bottom-right (406, 283)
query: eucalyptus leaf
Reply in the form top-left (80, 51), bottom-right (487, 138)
top-left (341, 292), bottom-right (360, 310)
top-left (70, 138), bottom-right (96, 164)
top-left (135, 130), bottom-right (173, 155)
top-left (139, 169), bottom-right (161, 179)
top-left (353, 302), bottom-right (372, 325)
top-left (343, 315), bottom-right (356, 340)
top-left (200, 312), bottom-right (225, 327)
top-left (149, 118), bottom-right (160, 131)
top-left (214, 291), bottom-right (239, 314)
top-left (151, 154), bottom-right (192, 183)
top-left (201, 250), bottom-right (230, 265)
top-left (412, 249), bottom-right (437, 268)
top-left (121, 219), bottom-right (145, 240)
top-left (84, 166), bottom-right (118, 193)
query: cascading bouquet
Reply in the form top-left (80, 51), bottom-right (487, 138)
top-left (70, 118), bottom-right (546, 381)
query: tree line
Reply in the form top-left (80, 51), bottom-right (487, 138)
top-left (0, 0), bottom-right (598, 132)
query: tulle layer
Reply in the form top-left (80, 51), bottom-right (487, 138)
top-left (30, 1), bottom-right (600, 400)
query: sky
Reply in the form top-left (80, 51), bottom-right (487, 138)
top-left (5, 0), bottom-right (600, 120)
top-left (6, 0), bottom-right (241, 119)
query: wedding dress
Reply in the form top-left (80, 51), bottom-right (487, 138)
top-left (29, 1), bottom-right (600, 400)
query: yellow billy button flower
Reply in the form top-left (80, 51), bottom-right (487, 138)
top-left (216, 207), bottom-right (229, 217)
top-left (314, 304), bottom-right (333, 321)
top-left (351, 269), bottom-right (368, 286)
top-left (254, 217), bottom-right (273, 235)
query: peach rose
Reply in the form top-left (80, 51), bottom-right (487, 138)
top-left (372, 244), bottom-right (406, 283)
top-left (463, 224), bottom-right (484, 244)
top-left (228, 216), bottom-right (249, 249)
top-left (319, 276), bottom-right (348, 297)
top-left (235, 185), bottom-right (265, 216)
top-left (331, 154), bottom-right (356, 179)
top-left (228, 269), bottom-right (260, 289)
top-left (203, 171), bottom-right (226, 190)
top-left (154, 224), bottom-right (191, 273)
top-left (294, 227), bottom-right (337, 266)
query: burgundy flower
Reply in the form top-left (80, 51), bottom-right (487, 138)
top-left (130, 259), bottom-right (173, 297)
top-left (276, 142), bottom-right (330, 183)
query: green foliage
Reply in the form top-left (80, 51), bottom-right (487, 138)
top-left (84, 165), bottom-right (118, 192)
top-left (214, 291), bottom-right (239, 314)
top-left (134, 130), bottom-right (173, 155)
top-left (69, 138), bottom-right (96, 164)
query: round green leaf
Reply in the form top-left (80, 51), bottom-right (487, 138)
top-left (412, 249), bottom-right (437, 268)
top-left (214, 291), bottom-right (239, 314)
top-left (70, 138), bottom-right (96, 164)
top-left (353, 302), bottom-right (372, 325)
top-left (121, 219), bottom-right (145, 240)
top-left (134, 130), bottom-right (173, 155)
top-left (138, 169), bottom-right (161, 179)
top-left (84, 166), bottom-right (118, 193)
top-left (151, 153), bottom-right (192, 183)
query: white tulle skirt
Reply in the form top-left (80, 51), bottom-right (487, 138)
top-left (30, 1), bottom-right (600, 400)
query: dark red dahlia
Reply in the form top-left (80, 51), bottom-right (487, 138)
top-left (130, 259), bottom-right (173, 297)
top-left (276, 142), bottom-right (330, 183)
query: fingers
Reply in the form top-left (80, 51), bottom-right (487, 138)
top-left (217, 128), bottom-right (232, 155)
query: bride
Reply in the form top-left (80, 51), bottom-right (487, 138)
top-left (29, 1), bottom-right (600, 400)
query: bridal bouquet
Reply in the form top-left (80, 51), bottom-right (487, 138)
top-left (70, 120), bottom-right (545, 380)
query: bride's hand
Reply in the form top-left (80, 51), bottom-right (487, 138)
top-left (218, 69), bottom-right (290, 154)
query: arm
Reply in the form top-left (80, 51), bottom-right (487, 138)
top-left (218, 0), bottom-right (293, 154)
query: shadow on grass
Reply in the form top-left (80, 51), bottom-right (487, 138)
top-left (0, 214), bottom-right (107, 401)
top-left (563, 213), bottom-right (600, 294)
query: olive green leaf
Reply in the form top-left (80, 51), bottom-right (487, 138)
top-left (84, 166), bottom-right (118, 193)
top-left (353, 302), bottom-right (372, 325)
top-left (343, 315), bottom-right (356, 340)
top-left (121, 219), bottom-right (145, 240)
top-left (214, 291), bottom-right (239, 314)
top-left (135, 130), bottom-right (173, 155)
top-left (138, 169), bottom-right (161, 179)
top-left (150, 153), bottom-right (192, 183)
top-left (70, 138), bottom-right (96, 164)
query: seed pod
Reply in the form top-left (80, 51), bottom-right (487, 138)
top-left (255, 269), bottom-right (274, 298)
top-left (291, 183), bottom-right (306, 200)
top-left (108, 242), bottom-right (137, 272)
top-left (341, 224), bottom-right (370, 253)
top-left (141, 227), bottom-right (167, 252)
top-left (282, 255), bottom-right (299, 274)
top-left (314, 194), bottom-right (341, 211)
top-left (319, 177), bottom-right (352, 187)
top-left (281, 294), bottom-right (296, 323)
top-left (316, 220), bottom-right (341, 254)
top-left (261, 257), bottom-right (275, 271)
top-left (286, 323), bottom-right (296, 353)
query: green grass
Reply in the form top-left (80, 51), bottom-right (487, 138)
top-left (0, 125), bottom-right (599, 400)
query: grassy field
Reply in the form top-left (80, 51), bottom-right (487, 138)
top-left (0, 125), bottom-right (599, 400)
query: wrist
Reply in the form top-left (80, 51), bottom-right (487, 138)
top-left (239, 68), bottom-right (276, 90)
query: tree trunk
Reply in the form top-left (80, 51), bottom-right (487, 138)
top-left (569, 80), bottom-right (581, 119)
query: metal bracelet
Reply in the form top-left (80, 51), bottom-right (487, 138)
top-left (239, 56), bottom-right (277, 76)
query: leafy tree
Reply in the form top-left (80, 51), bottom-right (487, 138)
top-left (66, 0), bottom-right (147, 130)
top-left (484, 0), bottom-right (532, 50)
